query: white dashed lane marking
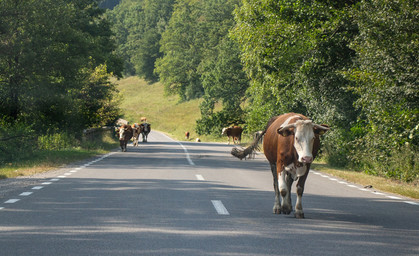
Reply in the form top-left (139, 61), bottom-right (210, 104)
top-left (0, 152), bottom-right (117, 210)
top-left (19, 192), bottom-right (33, 196)
top-left (4, 199), bottom-right (20, 204)
top-left (311, 170), bottom-right (418, 206)
top-left (196, 174), bottom-right (205, 181)
top-left (211, 200), bottom-right (230, 215)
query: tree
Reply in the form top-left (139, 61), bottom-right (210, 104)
top-left (0, 0), bottom-right (122, 132)
top-left (196, 37), bottom-right (249, 135)
top-left (346, 0), bottom-right (418, 181)
top-left (107, 0), bottom-right (174, 80)
top-left (156, 0), bottom-right (242, 101)
top-left (231, 0), bottom-right (359, 164)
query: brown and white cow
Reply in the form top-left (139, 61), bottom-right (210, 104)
top-left (222, 126), bottom-right (243, 144)
top-left (131, 123), bottom-right (142, 147)
top-left (118, 124), bottom-right (133, 152)
top-left (231, 113), bottom-right (329, 218)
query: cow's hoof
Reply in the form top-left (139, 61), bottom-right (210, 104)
top-left (273, 205), bottom-right (281, 214)
top-left (295, 211), bottom-right (305, 219)
top-left (281, 206), bottom-right (292, 215)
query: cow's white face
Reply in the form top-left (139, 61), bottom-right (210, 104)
top-left (278, 120), bottom-right (329, 164)
top-left (221, 127), bottom-right (227, 135)
top-left (119, 128), bottom-right (125, 140)
top-left (293, 121), bottom-right (316, 163)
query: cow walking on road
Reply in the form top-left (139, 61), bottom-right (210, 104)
top-left (222, 126), bottom-right (243, 144)
top-left (118, 124), bottom-right (133, 152)
top-left (140, 122), bottom-right (151, 142)
top-left (231, 113), bottom-right (329, 218)
top-left (131, 123), bottom-right (142, 147)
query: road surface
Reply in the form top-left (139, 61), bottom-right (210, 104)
top-left (0, 131), bottom-right (418, 255)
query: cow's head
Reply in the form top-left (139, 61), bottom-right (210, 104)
top-left (119, 125), bottom-right (129, 140)
top-left (221, 127), bottom-right (228, 135)
top-left (277, 120), bottom-right (329, 164)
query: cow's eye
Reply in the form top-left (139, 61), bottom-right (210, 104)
top-left (295, 137), bottom-right (299, 142)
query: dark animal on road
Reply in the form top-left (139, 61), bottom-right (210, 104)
top-left (118, 124), bottom-right (133, 152)
top-left (222, 126), bottom-right (243, 144)
top-left (140, 122), bottom-right (151, 142)
top-left (131, 123), bottom-right (142, 147)
top-left (231, 113), bottom-right (329, 218)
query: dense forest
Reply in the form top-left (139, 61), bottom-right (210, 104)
top-left (0, 0), bottom-right (417, 182)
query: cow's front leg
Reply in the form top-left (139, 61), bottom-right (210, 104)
top-left (270, 163), bottom-right (281, 214)
top-left (284, 172), bottom-right (294, 213)
top-left (295, 168), bottom-right (309, 218)
top-left (278, 168), bottom-right (292, 214)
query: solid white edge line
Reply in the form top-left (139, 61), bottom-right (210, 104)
top-left (311, 169), bottom-right (419, 206)
top-left (159, 132), bottom-right (195, 166)
top-left (404, 201), bottom-right (419, 206)
top-left (386, 196), bottom-right (402, 200)
top-left (211, 200), bottom-right (230, 215)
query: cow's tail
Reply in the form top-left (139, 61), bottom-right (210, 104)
top-left (230, 116), bottom-right (278, 160)
top-left (231, 130), bottom-right (265, 160)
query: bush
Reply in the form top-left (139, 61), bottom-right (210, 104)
top-left (37, 132), bottom-right (78, 150)
top-left (0, 121), bottom-right (36, 164)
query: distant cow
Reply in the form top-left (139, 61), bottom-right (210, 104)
top-left (231, 113), bottom-right (329, 218)
top-left (140, 117), bottom-right (147, 122)
top-left (116, 118), bottom-right (129, 126)
top-left (118, 124), bottom-right (133, 152)
top-left (222, 126), bottom-right (243, 144)
top-left (185, 131), bottom-right (190, 140)
top-left (131, 123), bottom-right (142, 147)
top-left (140, 122), bottom-right (151, 142)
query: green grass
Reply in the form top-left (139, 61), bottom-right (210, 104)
top-left (0, 132), bottom-right (119, 179)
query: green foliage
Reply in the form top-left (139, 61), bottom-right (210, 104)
top-left (107, 0), bottom-right (174, 80)
top-left (344, 0), bottom-right (418, 181)
top-left (155, 0), bottom-right (243, 101)
top-left (38, 132), bottom-right (77, 151)
top-left (0, 0), bottom-right (122, 133)
top-left (0, 121), bottom-right (36, 164)
top-left (231, 0), bottom-right (360, 165)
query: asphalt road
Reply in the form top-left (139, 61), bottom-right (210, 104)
top-left (0, 131), bottom-right (418, 256)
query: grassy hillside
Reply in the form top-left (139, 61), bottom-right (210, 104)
top-left (116, 76), bottom-right (235, 142)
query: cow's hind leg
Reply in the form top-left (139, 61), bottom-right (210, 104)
top-left (270, 163), bottom-right (281, 214)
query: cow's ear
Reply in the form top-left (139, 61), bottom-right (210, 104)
top-left (314, 124), bottom-right (330, 136)
top-left (277, 127), bottom-right (294, 137)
